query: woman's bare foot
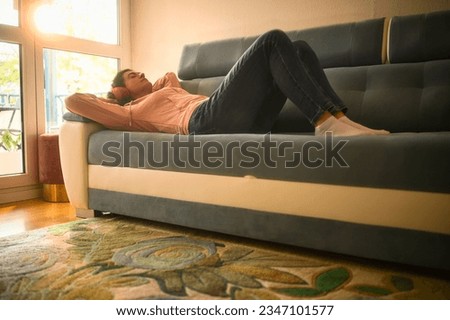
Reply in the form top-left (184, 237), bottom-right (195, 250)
top-left (339, 116), bottom-right (389, 135)
top-left (315, 116), bottom-right (372, 136)
top-left (333, 112), bottom-right (389, 135)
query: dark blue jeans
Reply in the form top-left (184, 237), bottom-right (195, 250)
top-left (188, 29), bottom-right (346, 134)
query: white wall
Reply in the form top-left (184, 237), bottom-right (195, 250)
top-left (130, 0), bottom-right (450, 81)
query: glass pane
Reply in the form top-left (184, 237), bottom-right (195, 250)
top-left (0, 0), bottom-right (19, 27)
top-left (0, 42), bottom-right (24, 176)
top-left (43, 49), bottom-right (118, 132)
top-left (34, 0), bottom-right (118, 44)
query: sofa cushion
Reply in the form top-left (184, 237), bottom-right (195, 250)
top-left (389, 10), bottom-right (450, 63)
top-left (178, 18), bottom-right (385, 80)
top-left (262, 59), bottom-right (450, 133)
top-left (88, 130), bottom-right (450, 193)
top-left (326, 60), bottom-right (450, 132)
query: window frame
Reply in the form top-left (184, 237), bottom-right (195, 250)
top-left (0, 0), bottom-right (131, 202)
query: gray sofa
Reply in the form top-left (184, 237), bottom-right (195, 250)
top-left (60, 10), bottom-right (450, 271)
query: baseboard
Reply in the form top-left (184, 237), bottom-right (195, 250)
top-left (0, 184), bottom-right (42, 204)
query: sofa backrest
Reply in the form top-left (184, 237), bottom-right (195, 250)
top-left (287, 19), bottom-right (386, 68)
top-left (326, 10), bottom-right (450, 133)
top-left (179, 18), bottom-right (385, 132)
top-left (388, 10), bottom-right (450, 64)
top-left (178, 10), bottom-right (450, 133)
top-left (178, 18), bottom-right (385, 82)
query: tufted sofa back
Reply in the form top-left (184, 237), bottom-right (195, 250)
top-left (388, 10), bottom-right (450, 64)
top-left (178, 18), bottom-right (385, 81)
top-left (178, 10), bottom-right (450, 133)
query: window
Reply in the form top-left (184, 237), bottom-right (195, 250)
top-left (0, 42), bottom-right (23, 176)
top-left (0, 0), bottom-right (19, 27)
top-left (35, 0), bottom-right (124, 132)
top-left (0, 0), bottom-right (130, 200)
top-left (35, 0), bottom-right (122, 132)
top-left (43, 49), bottom-right (118, 132)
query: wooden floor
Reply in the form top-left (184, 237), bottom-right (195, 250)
top-left (0, 198), bottom-right (78, 237)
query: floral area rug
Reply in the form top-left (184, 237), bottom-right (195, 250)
top-left (1, 215), bottom-right (449, 300)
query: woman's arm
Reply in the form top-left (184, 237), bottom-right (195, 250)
top-left (152, 72), bottom-right (181, 91)
top-left (76, 93), bottom-right (119, 104)
top-left (65, 93), bottom-right (130, 130)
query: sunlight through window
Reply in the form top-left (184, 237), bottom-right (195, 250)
top-left (34, 0), bottom-right (118, 45)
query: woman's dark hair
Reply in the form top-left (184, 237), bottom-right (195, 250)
top-left (107, 68), bottom-right (133, 105)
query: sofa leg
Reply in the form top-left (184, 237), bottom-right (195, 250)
top-left (94, 210), bottom-right (106, 217)
top-left (75, 208), bottom-right (109, 218)
top-left (76, 208), bottom-right (95, 218)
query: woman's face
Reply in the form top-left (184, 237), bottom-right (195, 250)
top-left (123, 70), bottom-right (153, 99)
